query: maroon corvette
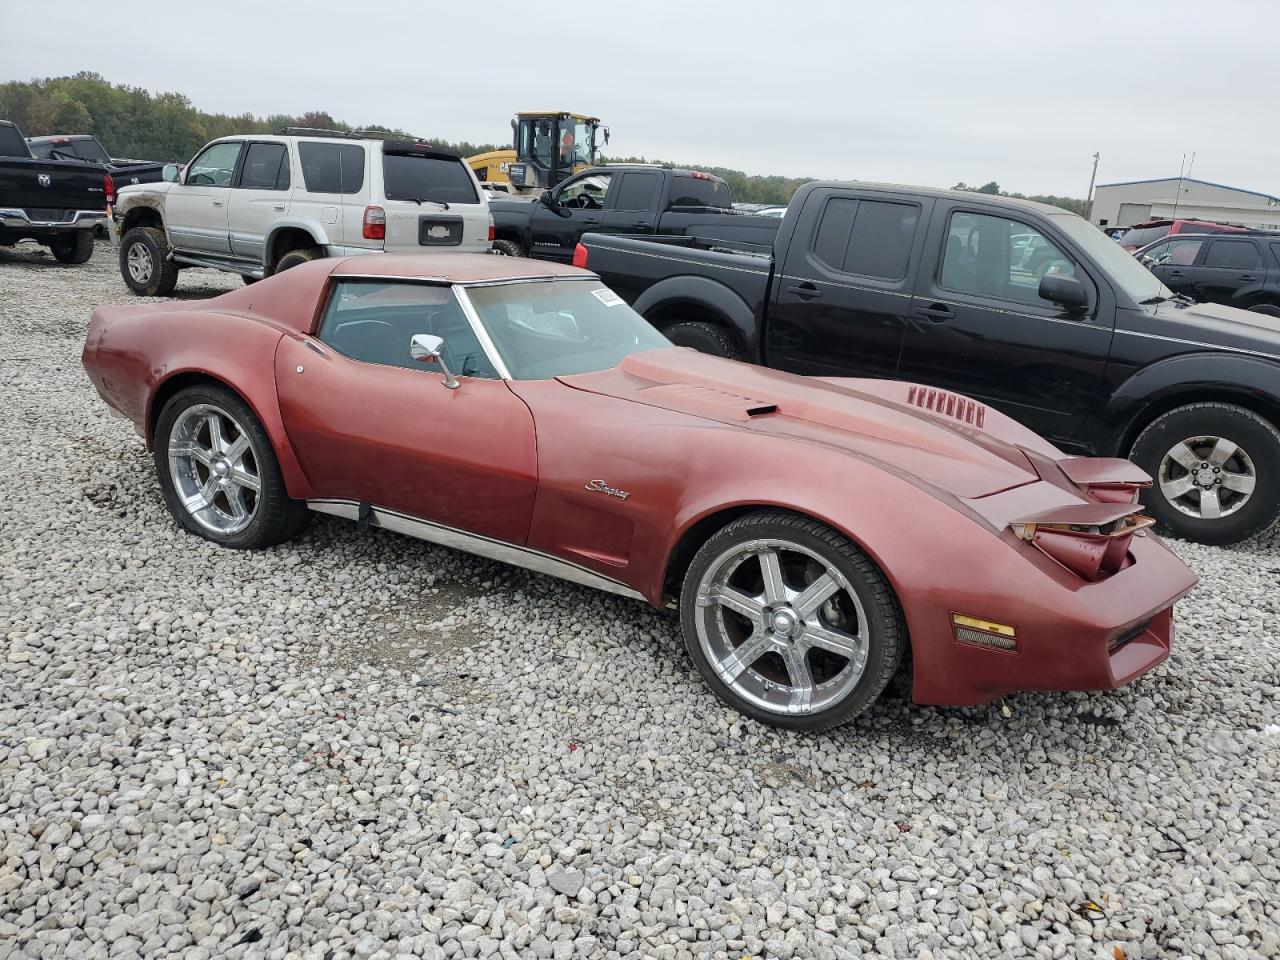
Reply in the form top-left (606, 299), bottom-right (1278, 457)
top-left (82, 254), bottom-right (1198, 729)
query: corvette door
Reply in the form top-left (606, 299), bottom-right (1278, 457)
top-left (274, 280), bottom-right (537, 544)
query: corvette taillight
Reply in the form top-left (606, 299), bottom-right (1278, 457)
top-left (1010, 504), bottom-right (1154, 582)
top-left (363, 205), bottom-right (386, 240)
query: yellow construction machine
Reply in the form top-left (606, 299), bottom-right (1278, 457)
top-left (468, 111), bottom-right (608, 196)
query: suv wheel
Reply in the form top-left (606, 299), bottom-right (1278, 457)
top-left (1130, 402), bottom-right (1280, 545)
top-left (274, 247), bottom-right (323, 274)
top-left (50, 232), bottom-right (94, 265)
top-left (119, 226), bottom-right (178, 296)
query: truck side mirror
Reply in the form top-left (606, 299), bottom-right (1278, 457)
top-left (162, 163), bottom-right (180, 183)
top-left (1039, 273), bottom-right (1088, 312)
top-left (539, 190), bottom-right (555, 208)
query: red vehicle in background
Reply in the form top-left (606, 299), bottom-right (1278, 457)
top-left (1115, 218), bottom-right (1249, 252)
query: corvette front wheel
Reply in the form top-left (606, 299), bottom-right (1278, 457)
top-left (680, 511), bottom-right (904, 731)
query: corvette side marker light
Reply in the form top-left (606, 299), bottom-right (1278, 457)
top-left (951, 613), bottom-right (1018, 651)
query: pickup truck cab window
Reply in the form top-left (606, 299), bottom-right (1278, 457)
top-left (666, 176), bottom-right (731, 211)
top-left (812, 198), bottom-right (919, 281)
top-left (318, 281), bottom-right (498, 379)
top-left (186, 142), bottom-right (242, 186)
top-left (939, 211), bottom-right (1075, 307)
top-left (612, 173), bottom-right (660, 213)
top-left (558, 173), bottom-right (612, 209)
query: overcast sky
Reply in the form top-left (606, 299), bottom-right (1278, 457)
top-left (4, 0), bottom-right (1277, 197)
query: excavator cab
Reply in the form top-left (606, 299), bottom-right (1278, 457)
top-left (469, 112), bottom-right (607, 197)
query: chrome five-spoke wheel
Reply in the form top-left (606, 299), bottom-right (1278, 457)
top-left (126, 241), bottom-right (154, 285)
top-left (167, 403), bottom-right (261, 535)
top-left (682, 512), bottom-right (903, 729)
top-left (1158, 435), bottom-right (1256, 520)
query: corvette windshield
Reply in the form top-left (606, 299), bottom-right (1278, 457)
top-left (464, 280), bottom-right (670, 379)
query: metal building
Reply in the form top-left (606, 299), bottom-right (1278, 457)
top-left (1091, 177), bottom-right (1280, 232)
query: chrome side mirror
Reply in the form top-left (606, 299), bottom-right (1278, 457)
top-left (410, 334), bottom-right (460, 389)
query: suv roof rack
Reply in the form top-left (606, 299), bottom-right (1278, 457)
top-left (275, 126), bottom-right (432, 143)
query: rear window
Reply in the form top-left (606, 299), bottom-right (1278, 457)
top-left (0, 125), bottom-right (30, 158)
top-left (383, 153), bottom-right (479, 204)
top-left (74, 139), bottom-right (110, 163)
top-left (299, 142), bottom-right (365, 194)
top-left (1118, 224), bottom-right (1169, 248)
top-left (27, 140), bottom-right (55, 159)
top-left (1173, 221), bottom-right (1227, 235)
top-left (665, 175), bottom-right (731, 211)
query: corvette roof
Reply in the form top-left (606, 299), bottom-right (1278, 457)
top-left (330, 252), bottom-right (591, 284)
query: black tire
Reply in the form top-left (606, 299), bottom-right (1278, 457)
top-left (119, 226), bottom-right (178, 296)
top-left (680, 510), bottom-right (905, 731)
top-left (49, 231), bottom-right (94, 265)
top-left (1129, 402), bottom-right (1280, 545)
top-left (663, 321), bottom-right (743, 360)
top-left (274, 247), bottom-right (324, 274)
top-left (153, 384), bottom-right (311, 549)
top-left (491, 239), bottom-right (526, 257)
top-left (1246, 304), bottom-right (1280, 319)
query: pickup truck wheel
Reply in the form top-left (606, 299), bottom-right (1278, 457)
top-left (680, 510), bottom-right (904, 731)
top-left (663, 321), bottom-right (743, 360)
top-left (119, 226), bottom-right (178, 296)
top-left (154, 384), bottom-right (311, 549)
top-left (1130, 402), bottom-right (1280, 545)
top-left (274, 247), bottom-right (323, 274)
top-left (49, 232), bottom-right (94, 265)
top-left (491, 239), bottom-right (525, 257)
top-left (1247, 304), bottom-right (1280, 318)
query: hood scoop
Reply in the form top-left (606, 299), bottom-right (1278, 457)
top-left (907, 385), bottom-right (986, 427)
top-left (639, 382), bottom-right (778, 420)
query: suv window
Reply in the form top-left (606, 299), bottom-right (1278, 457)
top-left (812, 198), bottom-right (919, 281)
top-left (240, 142), bottom-right (290, 191)
top-left (666, 176), bottom-right (731, 211)
top-left (558, 173), bottom-right (612, 210)
top-left (382, 153), bottom-right (478, 204)
top-left (940, 211), bottom-right (1076, 307)
top-left (1119, 224), bottom-right (1169, 248)
top-left (318, 281), bottom-right (497, 378)
top-left (1141, 237), bottom-right (1205, 266)
top-left (298, 142), bottom-right (365, 194)
top-left (1204, 239), bottom-right (1262, 270)
top-left (186, 141), bottom-right (243, 186)
top-left (613, 172), bottom-right (660, 212)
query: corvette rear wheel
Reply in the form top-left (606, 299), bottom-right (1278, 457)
top-left (681, 511), bottom-right (904, 730)
top-left (154, 385), bottom-right (310, 549)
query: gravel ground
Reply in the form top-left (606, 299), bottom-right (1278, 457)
top-left (1, 240), bottom-right (1278, 960)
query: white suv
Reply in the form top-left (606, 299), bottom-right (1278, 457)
top-left (114, 129), bottom-right (493, 296)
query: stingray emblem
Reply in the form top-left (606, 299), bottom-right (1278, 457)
top-left (585, 479), bottom-right (630, 500)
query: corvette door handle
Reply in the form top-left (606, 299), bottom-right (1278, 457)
top-left (786, 283), bottom-right (822, 300)
top-left (915, 303), bottom-right (954, 322)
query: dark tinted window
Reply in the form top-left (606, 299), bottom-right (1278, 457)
top-left (1174, 221), bottom-right (1226, 235)
top-left (1204, 239), bottom-right (1262, 270)
top-left (1119, 224), bottom-right (1169, 248)
top-left (27, 141), bottom-right (55, 159)
top-left (811, 198), bottom-right (919, 281)
top-left (0, 126), bottom-right (31, 158)
top-left (383, 153), bottom-right (478, 204)
top-left (1270, 242), bottom-right (1280, 268)
top-left (940, 211), bottom-right (1077, 306)
top-left (74, 139), bottom-right (110, 163)
top-left (665, 175), bottom-right (731, 211)
top-left (299, 142), bottom-right (365, 194)
top-left (240, 142), bottom-right (290, 190)
top-left (613, 172), bottom-right (659, 212)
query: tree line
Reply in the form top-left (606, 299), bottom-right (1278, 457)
top-left (0, 74), bottom-right (1085, 212)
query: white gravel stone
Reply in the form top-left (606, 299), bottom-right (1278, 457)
top-left (1, 241), bottom-right (1278, 959)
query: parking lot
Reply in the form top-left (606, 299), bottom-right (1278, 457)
top-left (1, 243), bottom-right (1277, 959)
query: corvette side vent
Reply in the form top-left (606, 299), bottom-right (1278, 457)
top-left (642, 383), bottom-right (778, 420)
top-left (907, 386), bottom-right (985, 427)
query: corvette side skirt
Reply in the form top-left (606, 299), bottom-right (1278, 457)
top-left (306, 499), bottom-right (647, 603)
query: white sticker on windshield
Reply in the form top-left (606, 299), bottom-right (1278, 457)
top-left (591, 287), bottom-right (624, 307)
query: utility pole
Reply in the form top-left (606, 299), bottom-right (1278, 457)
top-left (1084, 151), bottom-right (1101, 224)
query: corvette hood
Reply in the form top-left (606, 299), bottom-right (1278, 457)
top-left (559, 348), bottom-right (1040, 499)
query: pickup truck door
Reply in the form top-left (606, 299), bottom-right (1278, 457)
top-left (228, 141), bottom-right (291, 263)
top-left (599, 171), bottom-right (661, 236)
top-left (766, 187), bottom-right (930, 379)
top-left (165, 141), bottom-right (242, 255)
top-left (528, 170), bottom-right (615, 261)
top-left (895, 201), bottom-right (1114, 444)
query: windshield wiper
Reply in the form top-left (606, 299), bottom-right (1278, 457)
top-left (1140, 293), bottom-right (1195, 307)
top-left (404, 198), bottom-right (449, 210)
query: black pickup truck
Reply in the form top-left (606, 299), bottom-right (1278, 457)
top-left (489, 164), bottom-right (779, 261)
top-left (26, 134), bottom-right (166, 193)
top-left (580, 181), bottom-right (1280, 546)
top-left (0, 120), bottom-right (112, 263)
